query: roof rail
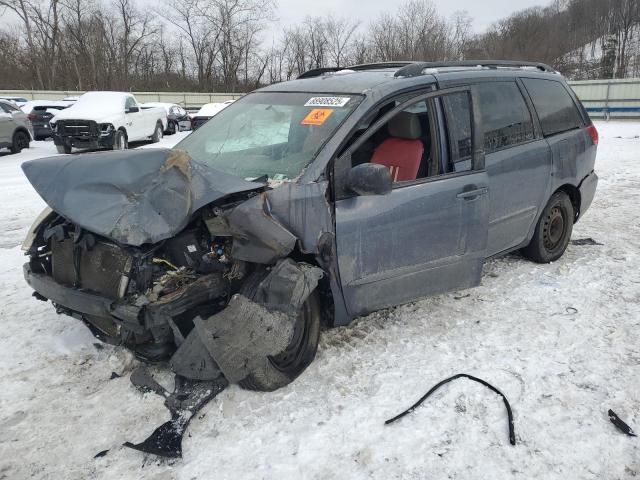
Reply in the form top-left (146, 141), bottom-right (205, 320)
top-left (394, 60), bottom-right (557, 77)
top-left (297, 61), bottom-right (417, 79)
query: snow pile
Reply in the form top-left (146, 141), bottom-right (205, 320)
top-left (0, 123), bottom-right (638, 479)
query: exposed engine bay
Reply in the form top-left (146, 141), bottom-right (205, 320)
top-left (25, 201), bottom-right (246, 360)
top-left (23, 190), bottom-right (324, 369)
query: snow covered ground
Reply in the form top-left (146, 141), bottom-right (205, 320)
top-left (0, 123), bottom-right (638, 479)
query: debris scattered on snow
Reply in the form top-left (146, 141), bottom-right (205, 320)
top-left (571, 238), bottom-right (604, 246)
top-left (385, 374), bottom-right (516, 446)
top-left (608, 409), bottom-right (637, 437)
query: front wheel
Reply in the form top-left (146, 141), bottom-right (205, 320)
top-left (56, 144), bottom-right (72, 154)
top-left (522, 191), bottom-right (574, 263)
top-left (238, 272), bottom-right (321, 392)
top-left (10, 130), bottom-right (30, 153)
top-left (112, 130), bottom-right (128, 150)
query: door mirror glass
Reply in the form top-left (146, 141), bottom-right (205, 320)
top-left (126, 106), bottom-right (139, 113)
top-left (346, 163), bottom-right (392, 196)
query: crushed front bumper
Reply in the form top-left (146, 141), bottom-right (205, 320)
top-left (53, 131), bottom-right (115, 150)
top-left (23, 263), bottom-right (228, 353)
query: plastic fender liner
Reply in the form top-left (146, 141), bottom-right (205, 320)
top-left (170, 259), bottom-right (323, 382)
top-left (385, 373), bottom-right (516, 446)
top-left (122, 368), bottom-right (229, 458)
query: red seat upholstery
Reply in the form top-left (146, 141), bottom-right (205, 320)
top-left (371, 111), bottom-right (424, 182)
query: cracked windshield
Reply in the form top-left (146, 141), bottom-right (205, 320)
top-left (175, 92), bottom-right (361, 180)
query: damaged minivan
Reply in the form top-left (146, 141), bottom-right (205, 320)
top-left (22, 61), bottom-right (598, 393)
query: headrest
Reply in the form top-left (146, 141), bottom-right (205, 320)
top-left (387, 111), bottom-right (422, 140)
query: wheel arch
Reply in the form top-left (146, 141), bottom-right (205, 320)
top-left (282, 251), bottom-right (336, 328)
top-left (555, 183), bottom-right (581, 222)
top-left (13, 126), bottom-right (31, 141)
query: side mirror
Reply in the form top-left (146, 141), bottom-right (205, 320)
top-left (126, 106), bottom-right (139, 113)
top-left (346, 163), bottom-right (392, 196)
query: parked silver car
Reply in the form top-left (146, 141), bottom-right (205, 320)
top-left (0, 99), bottom-right (33, 154)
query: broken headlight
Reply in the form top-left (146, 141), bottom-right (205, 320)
top-left (22, 206), bottom-right (54, 252)
top-left (100, 123), bottom-right (115, 136)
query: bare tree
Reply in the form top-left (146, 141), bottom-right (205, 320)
top-left (324, 15), bottom-right (359, 67)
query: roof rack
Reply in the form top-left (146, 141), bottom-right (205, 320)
top-left (394, 60), bottom-right (557, 77)
top-left (297, 62), bottom-right (416, 79)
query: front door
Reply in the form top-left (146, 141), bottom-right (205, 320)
top-left (333, 87), bottom-right (490, 317)
top-left (124, 96), bottom-right (143, 141)
top-left (0, 104), bottom-right (13, 144)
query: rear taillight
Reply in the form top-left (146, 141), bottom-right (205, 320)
top-left (586, 124), bottom-right (598, 146)
top-left (27, 113), bottom-right (37, 121)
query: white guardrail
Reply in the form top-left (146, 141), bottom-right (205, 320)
top-left (2, 78), bottom-right (640, 118)
top-left (0, 90), bottom-right (243, 110)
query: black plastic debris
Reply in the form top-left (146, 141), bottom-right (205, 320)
top-left (385, 373), bottom-right (516, 446)
top-left (608, 409), bottom-right (637, 437)
top-left (123, 367), bottom-right (228, 458)
top-left (571, 238), bottom-right (603, 246)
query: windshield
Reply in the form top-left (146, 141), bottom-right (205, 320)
top-left (175, 92), bottom-right (361, 180)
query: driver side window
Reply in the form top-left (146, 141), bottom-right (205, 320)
top-left (125, 97), bottom-right (136, 111)
top-left (350, 99), bottom-right (438, 183)
top-left (335, 89), bottom-right (475, 198)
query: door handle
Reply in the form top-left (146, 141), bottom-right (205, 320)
top-left (456, 187), bottom-right (488, 200)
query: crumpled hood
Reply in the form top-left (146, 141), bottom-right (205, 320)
top-left (22, 148), bottom-right (264, 246)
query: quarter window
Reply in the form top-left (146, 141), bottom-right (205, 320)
top-left (477, 82), bottom-right (535, 153)
top-left (522, 78), bottom-right (583, 136)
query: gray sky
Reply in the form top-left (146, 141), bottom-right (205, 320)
top-left (273, 0), bottom-right (544, 33)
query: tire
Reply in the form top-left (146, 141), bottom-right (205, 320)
top-left (10, 130), bottom-right (30, 154)
top-left (522, 191), bottom-right (574, 263)
top-left (151, 122), bottom-right (163, 143)
top-left (238, 270), bottom-right (322, 392)
top-left (112, 130), bottom-right (127, 150)
top-left (56, 144), bottom-right (72, 154)
top-left (167, 121), bottom-right (177, 135)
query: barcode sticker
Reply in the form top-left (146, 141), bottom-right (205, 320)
top-left (304, 97), bottom-right (351, 107)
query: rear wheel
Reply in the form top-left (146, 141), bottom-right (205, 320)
top-left (10, 130), bottom-right (30, 153)
top-left (522, 191), bottom-right (574, 263)
top-left (238, 271), bottom-right (321, 392)
top-left (55, 144), bottom-right (72, 154)
top-left (151, 122), bottom-right (163, 143)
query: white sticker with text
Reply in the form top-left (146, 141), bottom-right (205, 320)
top-left (304, 96), bottom-right (351, 107)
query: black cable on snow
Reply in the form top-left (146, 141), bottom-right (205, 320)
top-left (385, 373), bottom-right (516, 446)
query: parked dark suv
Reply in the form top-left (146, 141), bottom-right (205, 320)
top-left (22, 61), bottom-right (597, 393)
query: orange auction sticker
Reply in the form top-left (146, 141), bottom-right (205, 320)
top-left (301, 108), bottom-right (334, 126)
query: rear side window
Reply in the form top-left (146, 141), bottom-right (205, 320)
top-left (477, 82), bottom-right (534, 153)
top-left (522, 78), bottom-right (583, 136)
top-left (441, 91), bottom-right (472, 171)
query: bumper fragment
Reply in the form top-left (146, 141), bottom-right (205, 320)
top-left (578, 170), bottom-right (598, 219)
top-left (24, 263), bottom-right (114, 318)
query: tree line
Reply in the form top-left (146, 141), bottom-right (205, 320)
top-left (0, 0), bottom-right (639, 92)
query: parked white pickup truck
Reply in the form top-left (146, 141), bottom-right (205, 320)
top-left (50, 92), bottom-right (167, 153)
